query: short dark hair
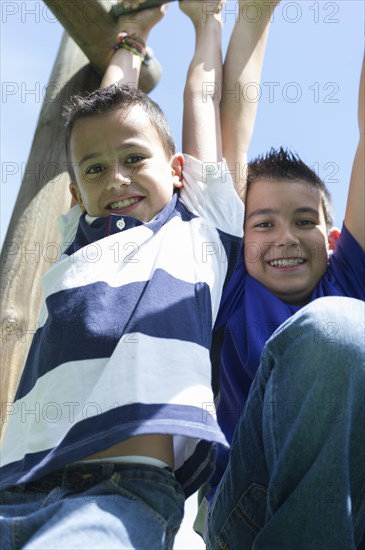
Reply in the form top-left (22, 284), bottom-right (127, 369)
top-left (63, 84), bottom-right (176, 180)
top-left (247, 147), bottom-right (334, 229)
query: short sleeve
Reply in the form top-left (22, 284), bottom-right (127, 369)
top-left (180, 154), bottom-right (244, 238)
top-left (329, 223), bottom-right (365, 299)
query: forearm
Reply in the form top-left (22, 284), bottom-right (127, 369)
top-left (358, 54), bottom-right (364, 137)
top-left (182, 3), bottom-right (223, 162)
top-left (221, 0), bottom-right (279, 199)
top-left (101, 47), bottom-right (142, 89)
top-left (344, 55), bottom-right (365, 249)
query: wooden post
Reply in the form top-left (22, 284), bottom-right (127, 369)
top-left (0, 33), bottom-right (100, 434)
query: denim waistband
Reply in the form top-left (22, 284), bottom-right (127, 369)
top-left (8, 462), bottom-right (174, 495)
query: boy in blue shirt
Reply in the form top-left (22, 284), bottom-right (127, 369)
top-left (92, 3), bottom-right (365, 547)
top-left (206, 26), bottom-right (365, 550)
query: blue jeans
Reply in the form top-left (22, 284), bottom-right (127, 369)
top-left (207, 297), bottom-right (365, 550)
top-left (0, 462), bottom-right (185, 549)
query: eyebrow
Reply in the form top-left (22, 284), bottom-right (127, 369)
top-left (246, 207), bottom-right (320, 220)
top-left (78, 152), bottom-right (103, 166)
top-left (294, 207), bottom-right (320, 217)
top-left (245, 208), bottom-right (278, 220)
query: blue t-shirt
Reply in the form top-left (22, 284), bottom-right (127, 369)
top-left (209, 224), bottom-right (365, 498)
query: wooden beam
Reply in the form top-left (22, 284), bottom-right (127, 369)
top-left (0, 33), bottom-right (100, 435)
top-left (42, 0), bottom-right (162, 93)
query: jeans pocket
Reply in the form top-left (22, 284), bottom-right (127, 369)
top-left (215, 483), bottom-right (268, 549)
top-left (107, 471), bottom-right (184, 524)
top-left (105, 474), bottom-right (183, 550)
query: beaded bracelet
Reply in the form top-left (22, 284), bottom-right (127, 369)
top-left (112, 32), bottom-right (147, 61)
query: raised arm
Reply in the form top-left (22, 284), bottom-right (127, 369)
top-left (344, 54), bottom-right (365, 250)
top-left (180, 1), bottom-right (224, 163)
top-left (221, 0), bottom-right (279, 200)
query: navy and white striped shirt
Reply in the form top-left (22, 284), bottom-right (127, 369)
top-left (0, 155), bottom-right (244, 497)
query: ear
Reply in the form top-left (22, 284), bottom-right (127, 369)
top-left (170, 153), bottom-right (184, 189)
top-left (328, 227), bottom-right (340, 252)
top-left (69, 182), bottom-right (85, 210)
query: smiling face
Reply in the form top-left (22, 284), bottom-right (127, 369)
top-left (244, 178), bottom-right (331, 305)
top-left (69, 105), bottom-right (183, 222)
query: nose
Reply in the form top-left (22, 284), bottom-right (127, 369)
top-left (105, 162), bottom-right (131, 191)
top-left (276, 223), bottom-right (300, 247)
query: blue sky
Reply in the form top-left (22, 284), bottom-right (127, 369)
top-left (1, 1), bottom-right (364, 247)
top-left (1, 1), bottom-right (364, 547)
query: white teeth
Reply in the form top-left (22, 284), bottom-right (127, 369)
top-left (269, 258), bottom-right (305, 267)
top-left (109, 197), bottom-right (140, 209)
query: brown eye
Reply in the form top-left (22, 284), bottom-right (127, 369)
top-left (255, 222), bottom-right (272, 228)
top-left (125, 154), bottom-right (143, 164)
top-left (85, 164), bottom-right (104, 175)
